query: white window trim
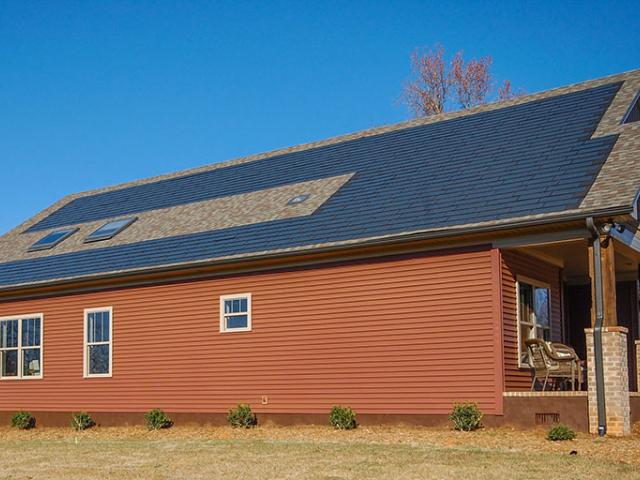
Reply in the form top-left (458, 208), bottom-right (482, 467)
top-left (0, 313), bottom-right (44, 380)
top-left (219, 293), bottom-right (252, 333)
top-left (516, 276), bottom-right (551, 369)
top-left (83, 307), bottom-right (113, 378)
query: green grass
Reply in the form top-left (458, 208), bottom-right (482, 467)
top-left (0, 434), bottom-right (637, 479)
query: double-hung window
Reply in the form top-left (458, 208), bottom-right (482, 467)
top-left (517, 278), bottom-right (551, 367)
top-left (0, 314), bottom-right (43, 379)
top-left (220, 294), bottom-right (252, 332)
top-left (84, 307), bottom-right (112, 377)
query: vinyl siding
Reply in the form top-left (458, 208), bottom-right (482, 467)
top-left (500, 250), bottom-right (563, 391)
top-left (0, 247), bottom-right (502, 415)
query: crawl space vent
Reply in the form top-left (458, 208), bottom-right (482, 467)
top-left (535, 412), bottom-right (560, 425)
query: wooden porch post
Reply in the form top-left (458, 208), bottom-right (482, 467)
top-left (588, 236), bottom-right (618, 327)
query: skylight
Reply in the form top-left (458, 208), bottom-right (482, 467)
top-left (287, 194), bottom-right (310, 205)
top-left (84, 217), bottom-right (137, 243)
top-left (28, 228), bottom-right (78, 252)
top-left (622, 92), bottom-right (640, 124)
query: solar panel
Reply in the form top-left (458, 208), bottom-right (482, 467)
top-left (28, 228), bottom-right (78, 252)
top-left (84, 217), bottom-right (137, 243)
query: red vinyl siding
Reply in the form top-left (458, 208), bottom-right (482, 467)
top-left (0, 247), bottom-right (503, 415)
top-left (500, 250), bottom-right (563, 391)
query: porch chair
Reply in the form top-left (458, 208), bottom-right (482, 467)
top-left (524, 338), bottom-right (582, 391)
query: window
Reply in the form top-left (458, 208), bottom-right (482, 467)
top-left (622, 92), bottom-right (640, 124)
top-left (517, 278), bottom-right (551, 367)
top-left (0, 314), bottom-right (43, 379)
top-left (287, 194), bottom-right (310, 205)
top-left (84, 308), bottom-right (112, 377)
top-left (84, 217), bottom-right (137, 243)
top-left (28, 228), bottom-right (77, 252)
top-left (220, 294), bottom-right (251, 332)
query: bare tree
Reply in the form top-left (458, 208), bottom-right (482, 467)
top-left (403, 45), bottom-right (451, 117)
top-left (451, 52), bottom-right (492, 109)
top-left (497, 80), bottom-right (524, 101)
top-left (403, 45), bottom-right (523, 117)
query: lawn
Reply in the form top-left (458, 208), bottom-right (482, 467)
top-left (0, 425), bottom-right (638, 479)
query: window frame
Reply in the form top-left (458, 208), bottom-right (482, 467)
top-left (0, 313), bottom-right (44, 380)
top-left (84, 217), bottom-right (137, 243)
top-left (633, 189), bottom-right (640, 220)
top-left (83, 307), bottom-right (113, 378)
top-left (219, 293), bottom-right (252, 333)
top-left (28, 228), bottom-right (78, 252)
top-left (516, 276), bottom-right (552, 369)
top-left (621, 90), bottom-right (640, 125)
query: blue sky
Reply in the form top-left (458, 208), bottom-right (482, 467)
top-left (1, 1), bottom-right (638, 234)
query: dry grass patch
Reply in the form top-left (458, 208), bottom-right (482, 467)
top-left (0, 425), bottom-right (637, 479)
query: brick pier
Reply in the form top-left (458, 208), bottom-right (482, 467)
top-left (585, 326), bottom-right (631, 436)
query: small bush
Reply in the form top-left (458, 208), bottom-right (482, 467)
top-left (329, 405), bottom-right (357, 430)
top-left (71, 412), bottom-right (95, 431)
top-left (11, 411), bottom-right (35, 430)
top-left (449, 403), bottom-right (483, 431)
top-left (144, 409), bottom-right (172, 430)
top-left (547, 423), bottom-right (577, 441)
top-left (227, 404), bottom-right (257, 428)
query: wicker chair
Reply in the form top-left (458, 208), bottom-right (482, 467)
top-left (524, 338), bottom-right (582, 391)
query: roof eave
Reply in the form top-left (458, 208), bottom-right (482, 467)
top-left (0, 205), bottom-right (632, 298)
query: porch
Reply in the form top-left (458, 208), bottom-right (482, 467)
top-left (497, 220), bottom-right (640, 435)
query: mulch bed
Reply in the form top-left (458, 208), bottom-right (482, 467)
top-left (2, 424), bottom-right (638, 466)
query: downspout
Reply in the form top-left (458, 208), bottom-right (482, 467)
top-left (586, 217), bottom-right (607, 437)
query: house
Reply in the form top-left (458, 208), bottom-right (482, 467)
top-left (1, 70), bottom-right (640, 436)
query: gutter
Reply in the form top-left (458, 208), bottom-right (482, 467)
top-left (586, 217), bottom-right (607, 437)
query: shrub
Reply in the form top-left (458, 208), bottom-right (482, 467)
top-left (449, 403), bottom-right (483, 431)
top-left (11, 411), bottom-right (35, 430)
top-left (547, 423), bottom-right (577, 441)
top-left (227, 404), bottom-right (257, 428)
top-left (71, 412), bottom-right (95, 431)
top-left (329, 405), bottom-right (357, 430)
top-left (144, 409), bottom-right (172, 430)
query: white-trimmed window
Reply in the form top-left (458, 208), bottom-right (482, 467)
top-left (220, 294), bottom-right (252, 332)
top-left (517, 277), bottom-right (551, 367)
top-left (0, 314), bottom-right (43, 379)
top-left (84, 307), bottom-right (113, 377)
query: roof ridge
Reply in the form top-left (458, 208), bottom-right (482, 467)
top-left (36, 68), bottom-right (640, 202)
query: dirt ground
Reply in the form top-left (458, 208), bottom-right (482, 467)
top-left (0, 424), bottom-right (638, 479)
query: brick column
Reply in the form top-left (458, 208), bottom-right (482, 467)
top-left (584, 327), bottom-right (630, 436)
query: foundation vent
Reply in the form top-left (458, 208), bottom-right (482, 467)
top-left (535, 412), bottom-right (560, 425)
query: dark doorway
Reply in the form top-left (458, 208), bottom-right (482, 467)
top-left (617, 281), bottom-right (639, 392)
top-left (565, 285), bottom-right (591, 364)
top-left (565, 281), bottom-right (639, 391)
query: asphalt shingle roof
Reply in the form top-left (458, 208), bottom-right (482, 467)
top-left (1, 73), bottom-right (639, 291)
